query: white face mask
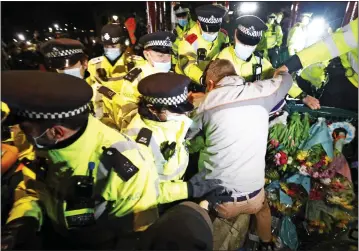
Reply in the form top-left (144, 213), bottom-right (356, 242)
top-left (104, 47), bottom-right (121, 61)
top-left (147, 53), bottom-right (171, 73)
top-left (32, 128), bottom-right (58, 149)
top-left (166, 114), bottom-right (193, 129)
top-left (234, 41), bottom-right (257, 61)
top-left (63, 67), bottom-right (83, 79)
top-left (202, 32), bottom-right (218, 42)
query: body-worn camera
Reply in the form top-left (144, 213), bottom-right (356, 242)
top-left (64, 175), bottom-right (95, 228)
top-left (197, 48), bottom-right (207, 62)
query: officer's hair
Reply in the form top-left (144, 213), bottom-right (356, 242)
top-left (206, 59), bottom-right (237, 85)
top-left (29, 111), bottom-right (90, 132)
top-left (138, 98), bottom-right (165, 121)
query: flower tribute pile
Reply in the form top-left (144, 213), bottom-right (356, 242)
top-left (265, 112), bottom-right (357, 249)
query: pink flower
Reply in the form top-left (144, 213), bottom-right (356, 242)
top-left (313, 172), bottom-right (319, 178)
top-left (271, 139), bottom-right (279, 148)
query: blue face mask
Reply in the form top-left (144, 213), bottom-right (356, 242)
top-left (178, 19), bottom-right (188, 27)
top-left (202, 32), bottom-right (218, 42)
top-left (63, 67), bottom-right (83, 79)
top-left (104, 48), bottom-right (121, 61)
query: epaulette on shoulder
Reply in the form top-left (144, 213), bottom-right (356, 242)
top-left (124, 68), bottom-right (142, 82)
top-left (185, 33), bottom-right (198, 45)
top-left (89, 56), bottom-right (103, 65)
top-left (220, 28), bottom-right (228, 36)
top-left (98, 86), bottom-right (116, 100)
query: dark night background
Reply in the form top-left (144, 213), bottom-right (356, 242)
top-left (1, 1), bottom-right (348, 43)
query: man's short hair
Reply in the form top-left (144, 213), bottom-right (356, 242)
top-left (206, 59), bottom-right (237, 85)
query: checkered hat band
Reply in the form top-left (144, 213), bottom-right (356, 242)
top-left (198, 16), bottom-right (222, 24)
top-left (144, 40), bottom-right (172, 49)
top-left (238, 25), bottom-right (262, 38)
top-left (102, 36), bottom-right (121, 44)
top-left (144, 89), bottom-right (188, 106)
top-left (46, 49), bottom-right (83, 58)
top-left (17, 104), bottom-right (89, 120)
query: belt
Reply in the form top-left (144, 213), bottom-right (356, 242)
top-left (217, 188), bottom-right (261, 203)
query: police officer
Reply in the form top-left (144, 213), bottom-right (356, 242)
top-left (282, 18), bottom-right (358, 71)
top-left (176, 4), bottom-right (229, 86)
top-left (86, 23), bottom-right (145, 90)
top-left (40, 38), bottom-right (88, 78)
top-left (1, 71), bottom-right (160, 249)
top-left (114, 31), bottom-right (176, 131)
top-left (1, 71), bottom-right (221, 250)
top-left (123, 73), bottom-right (197, 204)
top-left (40, 39), bottom-right (114, 126)
top-left (287, 12), bottom-right (312, 56)
top-left (172, 4), bottom-right (196, 66)
top-left (215, 15), bottom-right (274, 82)
top-left (256, 13), bottom-right (283, 67)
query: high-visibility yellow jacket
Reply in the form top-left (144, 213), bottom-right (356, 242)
top-left (7, 115), bottom-right (159, 233)
top-left (175, 23), bottom-right (229, 84)
top-left (215, 45), bottom-right (303, 98)
top-left (300, 61), bottom-right (330, 88)
top-left (86, 53), bottom-right (145, 87)
top-left (118, 62), bottom-right (175, 131)
top-left (257, 22), bottom-right (283, 51)
top-left (340, 50), bottom-right (358, 88)
top-left (297, 19), bottom-right (358, 68)
top-left (172, 18), bottom-right (196, 65)
top-left (123, 113), bottom-right (192, 204)
top-left (287, 22), bottom-right (308, 56)
top-left (215, 45), bottom-right (274, 81)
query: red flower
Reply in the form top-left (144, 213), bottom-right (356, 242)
top-left (287, 190), bottom-right (296, 196)
top-left (279, 151), bottom-right (288, 165)
top-left (270, 139), bottom-right (279, 148)
top-left (309, 190), bottom-right (322, 200)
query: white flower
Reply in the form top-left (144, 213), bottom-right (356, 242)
top-left (299, 165), bottom-right (309, 176)
top-left (287, 156), bottom-right (293, 165)
top-left (320, 178), bottom-right (331, 185)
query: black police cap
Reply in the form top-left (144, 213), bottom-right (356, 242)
top-left (40, 38), bottom-right (85, 69)
top-left (195, 4), bottom-right (226, 32)
top-left (101, 23), bottom-right (127, 45)
top-left (138, 73), bottom-right (193, 113)
top-left (235, 15), bottom-right (267, 46)
top-left (2, 71), bottom-right (93, 120)
top-left (139, 31), bottom-right (175, 54)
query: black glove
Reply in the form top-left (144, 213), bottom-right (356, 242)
top-left (1, 217), bottom-right (40, 250)
top-left (187, 171), bottom-right (223, 198)
top-left (204, 187), bottom-right (232, 217)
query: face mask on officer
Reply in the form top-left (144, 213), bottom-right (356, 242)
top-left (235, 41), bottom-right (257, 61)
top-left (57, 60), bottom-right (86, 79)
top-left (32, 128), bottom-right (58, 149)
top-left (104, 45), bottom-right (122, 61)
top-left (144, 50), bottom-right (171, 73)
top-left (177, 18), bottom-right (188, 27)
top-left (201, 31), bottom-right (218, 42)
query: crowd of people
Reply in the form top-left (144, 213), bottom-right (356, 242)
top-left (1, 3), bottom-right (358, 251)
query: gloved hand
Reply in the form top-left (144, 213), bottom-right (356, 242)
top-left (1, 217), bottom-right (40, 250)
top-left (204, 187), bottom-right (232, 217)
top-left (187, 171), bottom-right (223, 198)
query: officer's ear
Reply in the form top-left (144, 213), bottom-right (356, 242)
top-left (50, 125), bottom-right (66, 140)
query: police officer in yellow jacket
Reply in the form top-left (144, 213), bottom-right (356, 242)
top-left (124, 73), bottom-right (195, 204)
top-left (256, 13), bottom-right (283, 67)
top-left (278, 18), bottom-right (358, 110)
top-left (172, 4), bottom-right (196, 66)
top-left (287, 12), bottom-right (312, 56)
top-left (1, 71), bottom-right (223, 250)
top-left (215, 15), bottom-right (274, 82)
top-left (176, 4), bottom-right (229, 86)
top-left (115, 31), bottom-right (176, 131)
top-left (40, 39), bottom-right (117, 127)
top-left (86, 23), bottom-right (145, 89)
top-left (282, 18), bottom-right (358, 71)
